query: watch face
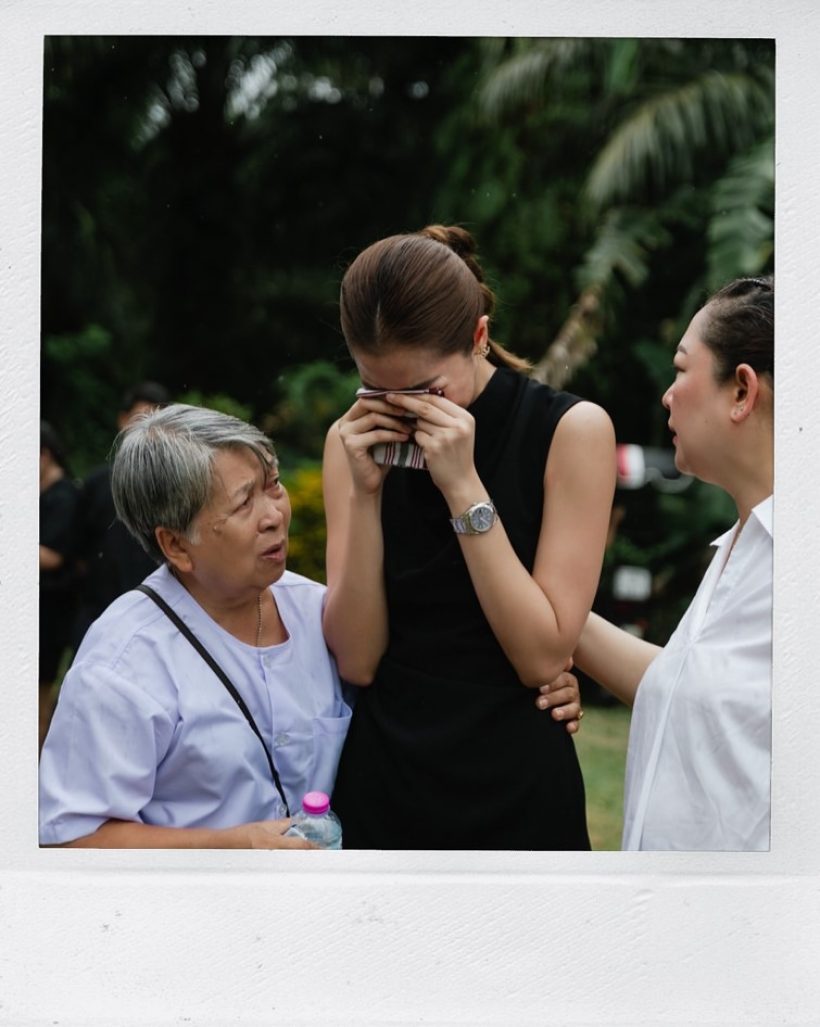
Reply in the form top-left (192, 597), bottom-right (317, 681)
top-left (469, 503), bottom-right (495, 532)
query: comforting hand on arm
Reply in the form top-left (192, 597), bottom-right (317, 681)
top-left (570, 611), bottom-right (661, 707)
top-left (536, 663), bottom-right (584, 734)
top-left (534, 610), bottom-right (663, 712)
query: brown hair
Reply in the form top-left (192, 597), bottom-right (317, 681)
top-left (702, 275), bottom-right (774, 387)
top-left (339, 224), bottom-right (531, 373)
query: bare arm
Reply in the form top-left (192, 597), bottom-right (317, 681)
top-left (52, 818), bottom-right (313, 849)
top-left (406, 395), bottom-right (616, 686)
top-left (322, 398), bottom-right (413, 685)
top-left (572, 611), bottom-right (661, 707)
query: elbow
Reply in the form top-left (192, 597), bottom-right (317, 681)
top-left (338, 664), bottom-right (377, 688)
top-left (517, 654), bottom-right (574, 690)
top-left (323, 615), bottom-right (384, 687)
top-left (330, 645), bottom-right (382, 687)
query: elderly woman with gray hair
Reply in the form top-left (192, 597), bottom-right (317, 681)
top-left (39, 404), bottom-right (351, 848)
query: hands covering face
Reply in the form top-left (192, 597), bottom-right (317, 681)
top-left (338, 388), bottom-right (480, 502)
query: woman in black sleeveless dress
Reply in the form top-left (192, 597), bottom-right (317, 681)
top-left (323, 226), bottom-right (616, 849)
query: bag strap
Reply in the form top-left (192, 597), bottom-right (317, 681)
top-left (136, 583), bottom-right (290, 816)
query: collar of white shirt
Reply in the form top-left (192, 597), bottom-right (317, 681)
top-left (710, 494), bottom-right (773, 549)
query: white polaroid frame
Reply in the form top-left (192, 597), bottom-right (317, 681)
top-left (2, 1), bottom-right (818, 1023)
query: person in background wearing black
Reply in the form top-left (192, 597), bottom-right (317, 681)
top-left (39, 421), bottom-right (80, 750)
top-left (71, 381), bottom-right (171, 650)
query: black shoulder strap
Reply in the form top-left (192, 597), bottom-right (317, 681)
top-left (136, 583), bottom-right (290, 816)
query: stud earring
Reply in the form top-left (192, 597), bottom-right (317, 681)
top-left (476, 343), bottom-right (490, 359)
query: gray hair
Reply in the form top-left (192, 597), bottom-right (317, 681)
top-left (111, 403), bottom-right (276, 564)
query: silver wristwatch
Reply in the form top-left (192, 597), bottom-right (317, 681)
top-left (450, 500), bottom-right (497, 535)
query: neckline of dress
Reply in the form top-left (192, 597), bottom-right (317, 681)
top-left (467, 364), bottom-right (512, 417)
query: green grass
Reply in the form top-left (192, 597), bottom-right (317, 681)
top-left (574, 704), bottom-right (632, 850)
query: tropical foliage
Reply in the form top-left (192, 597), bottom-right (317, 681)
top-left (477, 37), bottom-right (774, 391)
top-left (41, 35), bottom-right (773, 643)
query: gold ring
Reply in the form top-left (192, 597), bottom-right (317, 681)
top-left (579, 709), bottom-right (585, 719)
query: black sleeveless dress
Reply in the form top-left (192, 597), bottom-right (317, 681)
top-left (332, 367), bottom-right (591, 850)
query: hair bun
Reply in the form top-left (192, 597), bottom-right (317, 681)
top-left (419, 223), bottom-right (488, 286)
top-left (420, 223), bottom-right (478, 262)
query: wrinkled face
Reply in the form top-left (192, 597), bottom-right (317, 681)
top-left (662, 305), bottom-right (730, 481)
top-left (352, 340), bottom-right (488, 410)
top-left (183, 447), bottom-right (291, 600)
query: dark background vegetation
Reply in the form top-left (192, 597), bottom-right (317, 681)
top-left (41, 35), bottom-right (774, 640)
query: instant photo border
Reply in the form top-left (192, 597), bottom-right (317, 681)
top-left (2, 1), bottom-right (818, 1023)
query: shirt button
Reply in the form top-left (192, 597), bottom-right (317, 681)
top-left (274, 733), bottom-right (290, 747)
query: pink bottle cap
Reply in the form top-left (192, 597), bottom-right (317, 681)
top-left (302, 791), bottom-right (330, 815)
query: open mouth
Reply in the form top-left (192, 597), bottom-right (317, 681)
top-left (261, 541), bottom-right (286, 561)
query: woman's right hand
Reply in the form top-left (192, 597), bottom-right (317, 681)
top-left (58, 817), bottom-right (318, 849)
top-left (335, 396), bottom-right (412, 495)
top-left (241, 818), bottom-right (317, 849)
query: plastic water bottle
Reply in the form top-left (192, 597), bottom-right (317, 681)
top-left (285, 791), bottom-right (343, 849)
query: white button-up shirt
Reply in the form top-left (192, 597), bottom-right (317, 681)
top-left (622, 495), bottom-right (772, 851)
top-left (39, 565), bottom-right (352, 845)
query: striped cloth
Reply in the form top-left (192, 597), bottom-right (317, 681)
top-left (371, 441), bottom-right (427, 470)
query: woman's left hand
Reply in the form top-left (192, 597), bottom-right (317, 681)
top-left (382, 391), bottom-right (479, 497)
top-left (535, 668), bottom-right (584, 735)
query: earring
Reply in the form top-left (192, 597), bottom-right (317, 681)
top-left (476, 343), bottom-right (490, 359)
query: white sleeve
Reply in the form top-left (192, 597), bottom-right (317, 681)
top-left (39, 660), bottom-right (177, 845)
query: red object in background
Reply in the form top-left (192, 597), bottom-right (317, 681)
top-left (616, 443), bottom-right (691, 492)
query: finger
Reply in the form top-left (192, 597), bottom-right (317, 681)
top-left (343, 410), bottom-right (414, 436)
top-left (266, 819), bottom-right (319, 849)
top-left (341, 426), bottom-right (414, 453)
top-left (355, 395), bottom-right (413, 416)
top-left (565, 718), bottom-right (580, 735)
top-left (536, 671), bottom-right (575, 698)
top-left (386, 393), bottom-right (461, 426)
top-left (535, 682), bottom-right (562, 708)
top-left (276, 834), bottom-right (318, 849)
top-left (535, 688), bottom-right (577, 712)
top-left (551, 701), bottom-right (581, 722)
top-left (543, 684), bottom-right (579, 708)
top-left (351, 428), bottom-right (413, 450)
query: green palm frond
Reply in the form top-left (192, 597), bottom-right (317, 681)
top-left (586, 70), bottom-right (773, 209)
top-left (706, 135), bottom-right (774, 289)
top-left (604, 38), bottom-right (640, 98)
top-left (477, 38), bottom-right (596, 120)
top-left (578, 207), bottom-right (674, 291)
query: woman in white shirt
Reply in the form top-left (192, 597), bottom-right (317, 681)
top-left (540, 276), bottom-right (774, 851)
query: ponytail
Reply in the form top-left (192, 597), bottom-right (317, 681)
top-left (418, 225), bottom-right (532, 373)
